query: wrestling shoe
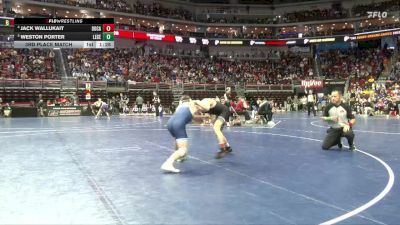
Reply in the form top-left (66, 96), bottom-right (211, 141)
top-left (161, 162), bottom-right (180, 173)
top-left (215, 147), bottom-right (232, 159)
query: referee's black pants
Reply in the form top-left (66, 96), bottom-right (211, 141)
top-left (322, 127), bottom-right (354, 150)
top-left (154, 103), bottom-right (160, 116)
top-left (307, 102), bottom-right (316, 116)
top-left (260, 111), bottom-right (273, 123)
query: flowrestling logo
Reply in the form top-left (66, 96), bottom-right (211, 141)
top-left (367, 11), bottom-right (388, 19)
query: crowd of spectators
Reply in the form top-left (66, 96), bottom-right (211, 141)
top-left (1, 45), bottom-right (395, 89)
top-left (35, 0), bottom-right (193, 20)
top-left (132, 1), bottom-right (193, 21)
top-left (117, 21), bottom-right (365, 40)
top-left (64, 49), bottom-right (132, 83)
top-left (37, 0), bottom-right (133, 13)
top-left (352, 0), bottom-right (400, 17)
top-left (343, 46), bottom-right (399, 116)
top-left (64, 48), bottom-right (313, 85)
top-left (117, 22), bottom-right (276, 39)
top-left (1, 45), bottom-right (399, 116)
top-left (281, 4), bottom-right (348, 23)
top-left (319, 48), bottom-right (390, 80)
top-left (30, 0), bottom-right (398, 24)
top-left (389, 52), bottom-right (400, 81)
top-left (0, 49), bottom-right (57, 79)
top-left (348, 79), bottom-right (399, 117)
top-left (5, 0), bottom-right (394, 45)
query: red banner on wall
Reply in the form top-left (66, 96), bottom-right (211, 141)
top-left (115, 30), bottom-right (175, 42)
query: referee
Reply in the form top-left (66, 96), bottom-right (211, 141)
top-left (306, 89), bottom-right (317, 116)
top-left (258, 98), bottom-right (273, 124)
top-left (321, 90), bottom-right (356, 151)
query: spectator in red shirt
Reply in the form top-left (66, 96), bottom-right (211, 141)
top-left (234, 96), bottom-right (251, 121)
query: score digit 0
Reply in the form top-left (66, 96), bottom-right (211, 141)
top-left (102, 32), bottom-right (114, 41)
top-left (102, 24), bottom-right (114, 32)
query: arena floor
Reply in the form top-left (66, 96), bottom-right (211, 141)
top-left (0, 113), bottom-right (399, 225)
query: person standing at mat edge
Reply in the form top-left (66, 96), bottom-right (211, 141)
top-left (306, 89), bottom-right (317, 116)
top-left (152, 91), bottom-right (161, 116)
top-left (321, 90), bottom-right (356, 151)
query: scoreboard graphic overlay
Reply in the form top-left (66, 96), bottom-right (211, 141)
top-left (14, 18), bottom-right (114, 49)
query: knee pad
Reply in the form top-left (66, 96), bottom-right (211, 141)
top-left (176, 148), bottom-right (187, 158)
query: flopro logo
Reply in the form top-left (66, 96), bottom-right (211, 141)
top-left (367, 11), bottom-right (388, 19)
